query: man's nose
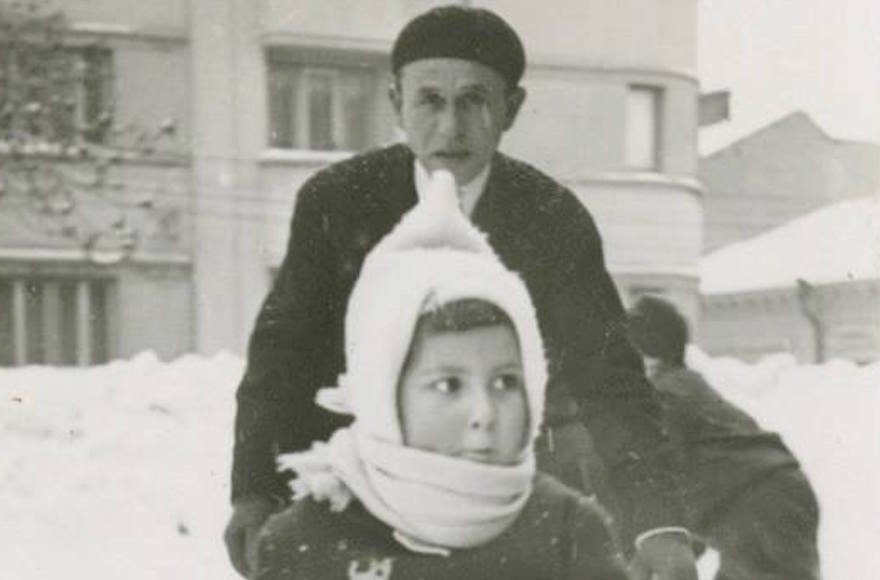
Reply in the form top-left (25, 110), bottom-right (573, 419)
top-left (436, 104), bottom-right (464, 137)
top-left (468, 387), bottom-right (496, 430)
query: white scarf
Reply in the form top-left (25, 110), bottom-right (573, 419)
top-left (278, 426), bottom-right (534, 553)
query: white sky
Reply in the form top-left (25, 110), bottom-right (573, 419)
top-left (698, 0), bottom-right (880, 154)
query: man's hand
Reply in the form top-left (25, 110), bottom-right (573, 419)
top-left (628, 531), bottom-right (698, 580)
top-left (223, 496), bottom-right (279, 578)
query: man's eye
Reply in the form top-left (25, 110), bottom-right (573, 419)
top-left (492, 373), bottom-right (523, 391)
top-left (461, 92), bottom-right (486, 107)
top-left (418, 93), bottom-right (444, 109)
top-left (432, 377), bottom-right (461, 393)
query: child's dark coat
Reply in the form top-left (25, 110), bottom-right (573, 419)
top-left (255, 473), bottom-right (628, 580)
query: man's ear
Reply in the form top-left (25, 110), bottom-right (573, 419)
top-left (388, 80), bottom-right (403, 121)
top-left (502, 86), bottom-right (526, 131)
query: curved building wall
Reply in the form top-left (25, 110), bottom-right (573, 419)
top-left (16, 0), bottom-right (700, 356)
top-left (242, 0), bottom-right (700, 353)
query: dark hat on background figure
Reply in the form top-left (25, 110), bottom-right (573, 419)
top-left (391, 5), bottom-right (526, 87)
top-left (626, 295), bottom-right (689, 364)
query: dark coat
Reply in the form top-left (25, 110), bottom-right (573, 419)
top-left (652, 364), bottom-right (819, 579)
top-left (232, 144), bottom-right (683, 544)
top-left (651, 364), bottom-right (801, 528)
top-left (254, 473), bottom-right (629, 580)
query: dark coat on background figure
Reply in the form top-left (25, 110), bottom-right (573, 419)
top-left (231, 143), bottom-right (683, 545)
top-left (653, 364), bottom-right (820, 580)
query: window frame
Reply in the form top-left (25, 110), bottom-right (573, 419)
top-left (0, 41), bottom-right (114, 145)
top-left (625, 84), bottom-right (664, 171)
top-left (0, 273), bottom-right (114, 367)
top-left (76, 45), bottom-right (115, 144)
top-left (265, 47), bottom-right (385, 153)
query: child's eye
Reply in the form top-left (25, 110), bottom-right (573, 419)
top-left (432, 377), bottom-right (462, 394)
top-left (492, 373), bottom-right (523, 392)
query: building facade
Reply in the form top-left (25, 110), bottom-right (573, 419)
top-left (697, 197), bottom-right (879, 364)
top-left (696, 114), bottom-right (879, 363)
top-left (0, 0), bottom-right (701, 364)
top-left (700, 112), bottom-right (879, 253)
top-left (699, 279), bottom-right (879, 364)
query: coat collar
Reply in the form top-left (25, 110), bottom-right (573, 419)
top-left (380, 145), bottom-right (513, 226)
top-left (472, 151), bottom-right (512, 228)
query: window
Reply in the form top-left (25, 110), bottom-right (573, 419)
top-left (625, 85), bottom-right (662, 170)
top-left (0, 42), bottom-right (113, 145)
top-left (267, 52), bottom-right (379, 151)
top-left (77, 46), bottom-right (115, 143)
top-left (0, 276), bottom-right (111, 366)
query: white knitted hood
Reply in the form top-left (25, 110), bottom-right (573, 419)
top-left (281, 170), bottom-right (548, 551)
top-left (331, 169), bottom-right (547, 448)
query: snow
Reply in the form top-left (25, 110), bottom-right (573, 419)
top-left (0, 352), bottom-right (242, 580)
top-left (2, 350), bottom-right (879, 580)
top-left (700, 196), bottom-right (880, 294)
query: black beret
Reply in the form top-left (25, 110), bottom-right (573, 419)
top-left (626, 296), bottom-right (689, 363)
top-left (391, 5), bottom-right (526, 88)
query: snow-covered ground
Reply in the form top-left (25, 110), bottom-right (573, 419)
top-left (1, 350), bottom-right (878, 580)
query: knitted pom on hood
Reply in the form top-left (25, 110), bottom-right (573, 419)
top-left (370, 170), bottom-right (496, 255)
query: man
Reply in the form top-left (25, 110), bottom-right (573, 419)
top-left (225, 6), bottom-right (697, 580)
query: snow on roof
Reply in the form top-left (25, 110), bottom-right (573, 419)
top-left (700, 196), bottom-right (880, 294)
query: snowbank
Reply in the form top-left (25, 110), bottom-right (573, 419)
top-left (2, 350), bottom-right (878, 579)
top-left (0, 352), bottom-right (243, 580)
top-left (688, 348), bottom-right (880, 580)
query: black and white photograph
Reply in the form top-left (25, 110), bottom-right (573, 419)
top-left (1, 1), bottom-right (877, 579)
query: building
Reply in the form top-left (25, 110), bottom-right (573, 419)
top-left (700, 112), bottom-right (879, 253)
top-left (697, 197), bottom-right (879, 364)
top-left (0, 0), bottom-right (701, 365)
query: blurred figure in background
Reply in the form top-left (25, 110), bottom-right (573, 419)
top-left (626, 295), bottom-right (821, 580)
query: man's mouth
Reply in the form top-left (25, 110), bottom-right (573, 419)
top-left (433, 150), bottom-right (471, 161)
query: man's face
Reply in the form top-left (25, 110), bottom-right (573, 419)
top-left (390, 58), bottom-right (525, 185)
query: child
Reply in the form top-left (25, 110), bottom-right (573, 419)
top-left (626, 295), bottom-right (821, 580)
top-left (252, 171), bottom-right (628, 580)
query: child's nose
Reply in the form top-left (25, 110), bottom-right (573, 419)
top-left (467, 387), bottom-right (496, 430)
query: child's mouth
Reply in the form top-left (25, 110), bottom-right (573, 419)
top-left (459, 448), bottom-right (494, 462)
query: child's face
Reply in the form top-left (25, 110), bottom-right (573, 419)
top-left (398, 324), bottom-right (528, 466)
